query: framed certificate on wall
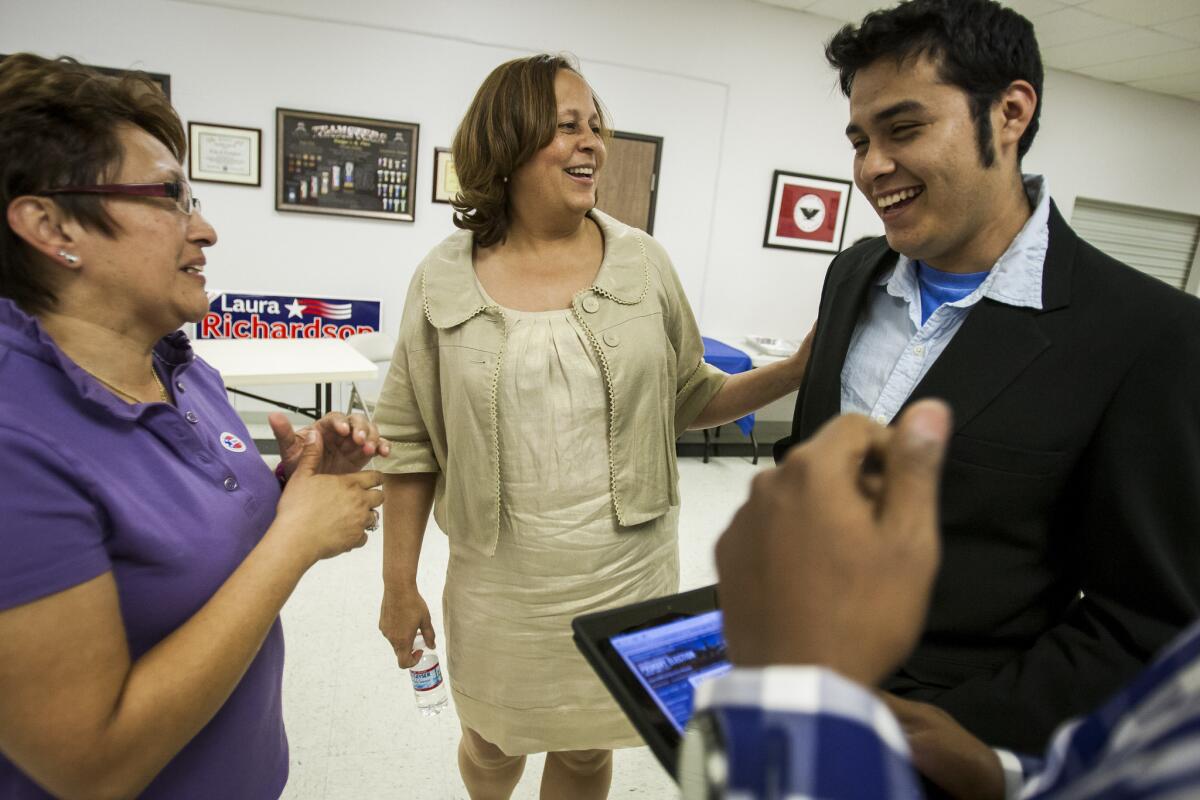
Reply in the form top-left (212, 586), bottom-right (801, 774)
top-left (188, 122), bottom-right (261, 186)
top-left (432, 147), bottom-right (460, 204)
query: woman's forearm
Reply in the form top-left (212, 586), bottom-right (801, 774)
top-left (381, 473), bottom-right (437, 590)
top-left (689, 352), bottom-right (808, 430)
top-left (690, 328), bottom-right (814, 431)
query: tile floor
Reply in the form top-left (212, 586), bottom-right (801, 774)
top-left (276, 455), bottom-right (767, 799)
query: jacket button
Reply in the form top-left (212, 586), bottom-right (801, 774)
top-left (223, 476), bottom-right (239, 491)
top-left (583, 296), bottom-right (600, 313)
top-left (185, 410), bottom-right (199, 423)
top-left (603, 332), bottom-right (620, 347)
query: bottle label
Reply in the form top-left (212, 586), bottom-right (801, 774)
top-left (411, 663), bottom-right (443, 692)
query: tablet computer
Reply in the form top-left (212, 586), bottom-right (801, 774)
top-left (572, 584), bottom-right (729, 778)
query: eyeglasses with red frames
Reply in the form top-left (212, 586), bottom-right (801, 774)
top-left (37, 181), bottom-right (201, 216)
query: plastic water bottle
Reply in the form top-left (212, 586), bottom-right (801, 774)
top-left (409, 634), bottom-right (448, 716)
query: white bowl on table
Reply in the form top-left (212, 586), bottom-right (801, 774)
top-left (742, 335), bottom-right (799, 358)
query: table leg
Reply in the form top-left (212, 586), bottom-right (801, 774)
top-left (223, 387), bottom-right (320, 419)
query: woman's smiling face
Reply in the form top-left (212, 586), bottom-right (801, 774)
top-left (508, 69), bottom-right (607, 223)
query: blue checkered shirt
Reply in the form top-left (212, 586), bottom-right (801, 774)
top-left (690, 619), bottom-right (1200, 798)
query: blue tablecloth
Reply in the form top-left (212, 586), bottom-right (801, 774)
top-left (702, 337), bottom-right (754, 436)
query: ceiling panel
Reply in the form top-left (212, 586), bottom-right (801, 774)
top-left (1003, 0), bottom-right (1069, 17)
top-left (1129, 69), bottom-right (1200, 94)
top-left (753, 0), bottom-right (820, 10)
top-left (804, 0), bottom-right (894, 21)
top-left (1077, 0), bottom-right (1200, 26)
top-left (1156, 16), bottom-right (1200, 43)
top-left (1031, 7), bottom-right (1129, 47)
top-left (1041, 27), bottom-right (1194, 69)
top-left (1075, 48), bottom-right (1200, 82)
top-left (750, 0), bottom-right (1200, 104)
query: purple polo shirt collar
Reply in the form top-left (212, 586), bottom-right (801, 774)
top-left (0, 298), bottom-right (195, 417)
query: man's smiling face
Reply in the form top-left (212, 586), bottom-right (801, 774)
top-left (846, 54), bottom-right (1015, 270)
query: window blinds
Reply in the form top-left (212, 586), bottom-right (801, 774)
top-left (1071, 198), bottom-right (1200, 291)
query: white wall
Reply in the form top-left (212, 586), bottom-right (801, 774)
top-left (4, 0), bottom-right (1200, 345)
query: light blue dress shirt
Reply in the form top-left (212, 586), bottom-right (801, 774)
top-left (840, 175), bottom-right (1051, 423)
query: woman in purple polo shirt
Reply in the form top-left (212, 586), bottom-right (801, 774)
top-left (0, 54), bottom-right (387, 799)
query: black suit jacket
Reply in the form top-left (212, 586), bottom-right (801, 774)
top-left (776, 202), bottom-right (1200, 752)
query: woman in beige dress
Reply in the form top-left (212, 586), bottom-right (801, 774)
top-left (375, 54), bottom-right (810, 799)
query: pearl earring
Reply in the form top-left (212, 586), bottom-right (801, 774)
top-left (58, 250), bottom-right (80, 265)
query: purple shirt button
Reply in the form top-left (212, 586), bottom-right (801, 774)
top-left (175, 381), bottom-right (186, 393)
top-left (223, 476), bottom-right (239, 491)
top-left (185, 410), bottom-right (199, 423)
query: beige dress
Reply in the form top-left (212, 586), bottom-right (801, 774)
top-left (443, 296), bottom-right (680, 755)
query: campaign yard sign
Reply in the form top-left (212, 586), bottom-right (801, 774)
top-left (198, 292), bottom-right (381, 339)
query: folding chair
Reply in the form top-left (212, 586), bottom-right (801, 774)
top-left (344, 331), bottom-right (397, 421)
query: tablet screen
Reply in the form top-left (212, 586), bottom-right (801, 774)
top-left (572, 584), bottom-right (723, 777)
top-left (609, 609), bottom-right (730, 733)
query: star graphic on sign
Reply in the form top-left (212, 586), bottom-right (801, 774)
top-left (285, 298), bottom-right (306, 318)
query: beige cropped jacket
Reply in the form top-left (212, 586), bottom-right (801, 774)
top-left (373, 210), bottom-right (727, 555)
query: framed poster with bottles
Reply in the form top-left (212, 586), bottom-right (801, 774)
top-left (276, 108), bottom-right (419, 222)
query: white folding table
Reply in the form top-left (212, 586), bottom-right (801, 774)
top-left (192, 338), bottom-right (379, 419)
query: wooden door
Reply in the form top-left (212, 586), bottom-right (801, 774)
top-left (596, 131), bottom-right (662, 234)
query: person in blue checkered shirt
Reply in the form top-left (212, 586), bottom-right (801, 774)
top-left (682, 399), bottom-right (1200, 798)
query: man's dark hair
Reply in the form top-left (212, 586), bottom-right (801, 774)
top-left (825, 0), bottom-right (1043, 168)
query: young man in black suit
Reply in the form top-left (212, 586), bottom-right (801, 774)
top-left (776, 0), bottom-right (1200, 753)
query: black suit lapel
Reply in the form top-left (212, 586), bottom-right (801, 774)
top-left (906, 300), bottom-right (1049, 430)
top-left (905, 201), bottom-right (1076, 430)
top-left (800, 244), bottom-right (898, 436)
top-left (784, 204), bottom-right (1077, 452)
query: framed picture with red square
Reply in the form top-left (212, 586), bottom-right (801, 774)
top-left (762, 170), bottom-right (852, 254)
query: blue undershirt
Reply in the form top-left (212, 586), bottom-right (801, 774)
top-left (916, 262), bottom-right (990, 325)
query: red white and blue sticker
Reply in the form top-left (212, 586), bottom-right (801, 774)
top-left (197, 291), bottom-right (382, 340)
top-left (220, 432), bottom-right (248, 453)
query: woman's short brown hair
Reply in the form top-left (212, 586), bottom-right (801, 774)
top-left (0, 53), bottom-right (186, 314)
top-left (450, 53), bottom-right (609, 248)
